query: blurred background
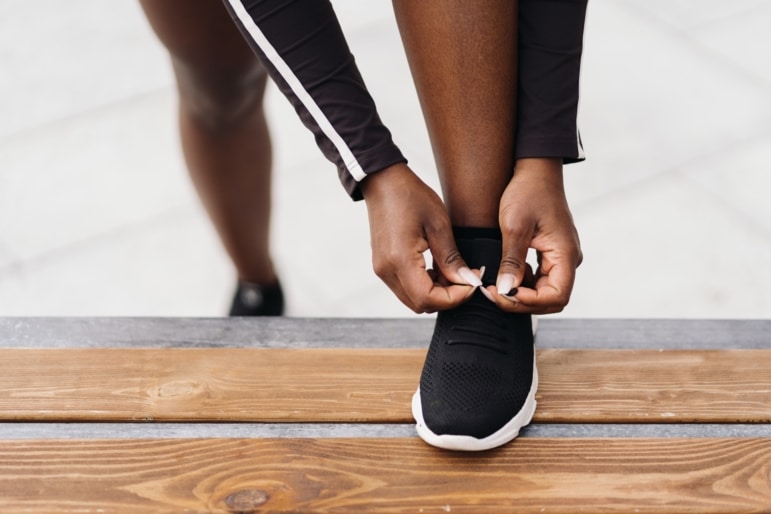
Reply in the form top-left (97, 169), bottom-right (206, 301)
top-left (1, 0), bottom-right (770, 318)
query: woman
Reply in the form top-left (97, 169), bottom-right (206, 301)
top-left (141, 0), bottom-right (587, 451)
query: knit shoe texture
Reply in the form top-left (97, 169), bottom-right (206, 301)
top-left (413, 237), bottom-right (536, 451)
top-left (228, 281), bottom-right (285, 316)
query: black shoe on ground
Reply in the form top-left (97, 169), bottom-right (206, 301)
top-left (228, 281), bottom-right (285, 316)
top-left (412, 236), bottom-right (537, 451)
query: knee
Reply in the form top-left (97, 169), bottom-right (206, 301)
top-left (174, 60), bottom-right (268, 131)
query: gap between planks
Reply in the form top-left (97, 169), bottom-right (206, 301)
top-left (2, 317), bottom-right (769, 349)
top-left (1, 423), bottom-right (770, 439)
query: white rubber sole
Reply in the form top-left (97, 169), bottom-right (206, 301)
top-left (412, 357), bottom-right (538, 452)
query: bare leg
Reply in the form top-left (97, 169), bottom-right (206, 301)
top-left (392, 0), bottom-right (518, 228)
top-left (394, 1), bottom-right (540, 452)
top-left (140, 0), bottom-right (277, 285)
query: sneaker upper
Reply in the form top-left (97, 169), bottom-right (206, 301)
top-left (419, 237), bottom-right (534, 439)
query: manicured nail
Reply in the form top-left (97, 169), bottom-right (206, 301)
top-left (479, 286), bottom-right (496, 303)
top-left (497, 273), bottom-right (515, 295)
top-left (505, 287), bottom-right (518, 297)
top-left (458, 267), bottom-right (483, 288)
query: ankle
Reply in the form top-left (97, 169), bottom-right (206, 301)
top-left (236, 263), bottom-right (279, 288)
top-left (452, 226), bottom-right (501, 241)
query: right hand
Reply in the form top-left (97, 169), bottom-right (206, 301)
top-left (361, 163), bottom-right (481, 313)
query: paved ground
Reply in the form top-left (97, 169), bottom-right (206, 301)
top-left (1, 0), bottom-right (770, 319)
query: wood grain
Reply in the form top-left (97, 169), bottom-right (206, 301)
top-left (0, 348), bottom-right (421, 422)
top-left (0, 349), bottom-right (769, 423)
top-left (537, 348), bottom-right (771, 423)
top-left (0, 437), bottom-right (769, 513)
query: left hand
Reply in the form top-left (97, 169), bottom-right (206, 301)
top-left (486, 157), bottom-right (582, 314)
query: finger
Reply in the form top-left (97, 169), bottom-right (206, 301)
top-left (422, 282), bottom-right (478, 312)
top-left (377, 269), bottom-right (421, 313)
top-left (381, 269), bottom-right (472, 314)
top-left (383, 242), bottom-right (476, 312)
top-left (497, 221), bottom-right (532, 295)
top-left (481, 285), bottom-right (548, 315)
top-left (484, 249), bottom-right (575, 314)
top-left (399, 257), bottom-right (476, 312)
top-left (424, 222), bottom-right (481, 288)
top-left (507, 256), bottom-right (576, 312)
top-left (430, 266), bottom-right (485, 288)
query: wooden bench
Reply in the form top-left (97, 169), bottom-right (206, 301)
top-left (0, 318), bottom-right (769, 513)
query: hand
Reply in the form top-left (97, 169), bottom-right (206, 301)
top-left (486, 158), bottom-right (582, 314)
top-left (361, 163), bottom-right (481, 313)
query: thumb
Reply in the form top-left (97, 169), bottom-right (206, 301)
top-left (497, 227), bottom-right (531, 295)
top-left (426, 225), bottom-right (481, 288)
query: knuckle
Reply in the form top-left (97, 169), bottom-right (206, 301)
top-left (371, 249), bottom-right (401, 278)
top-left (442, 248), bottom-right (464, 268)
top-left (371, 258), bottom-right (390, 279)
top-left (499, 256), bottom-right (526, 271)
top-left (426, 214), bottom-right (451, 233)
top-left (498, 220), bottom-right (518, 237)
top-left (499, 212), bottom-right (529, 235)
top-left (412, 299), bottom-right (432, 314)
top-left (554, 292), bottom-right (571, 310)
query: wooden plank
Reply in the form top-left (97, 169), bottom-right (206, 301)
top-left (537, 348), bottom-right (771, 423)
top-left (2, 317), bottom-right (770, 349)
top-left (1, 437), bottom-right (770, 513)
top-left (1, 349), bottom-right (769, 423)
top-left (0, 348), bottom-right (421, 422)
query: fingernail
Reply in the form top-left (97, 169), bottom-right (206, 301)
top-left (478, 266), bottom-right (486, 281)
top-left (505, 287), bottom-right (518, 297)
top-left (479, 286), bottom-right (496, 303)
top-left (497, 273), bottom-right (515, 295)
top-left (458, 267), bottom-right (483, 288)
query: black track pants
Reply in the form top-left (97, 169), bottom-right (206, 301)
top-left (221, 0), bottom-right (588, 200)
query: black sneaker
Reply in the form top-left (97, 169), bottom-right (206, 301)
top-left (228, 281), bottom-right (285, 316)
top-left (412, 236), bottom-right (537, 451)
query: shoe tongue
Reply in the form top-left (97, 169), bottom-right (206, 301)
top-left (456, 237), bottom-right (502, 287)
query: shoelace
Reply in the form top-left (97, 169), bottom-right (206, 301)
top-left (446, 296), bottom-right (510, 355)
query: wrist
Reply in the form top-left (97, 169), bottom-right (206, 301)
top-left (513, 157), bottom-right (565, 192)
top-left (514, 157), bottom-right (562, 178)
top-left (360, 162), bottom-right (415, 202)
